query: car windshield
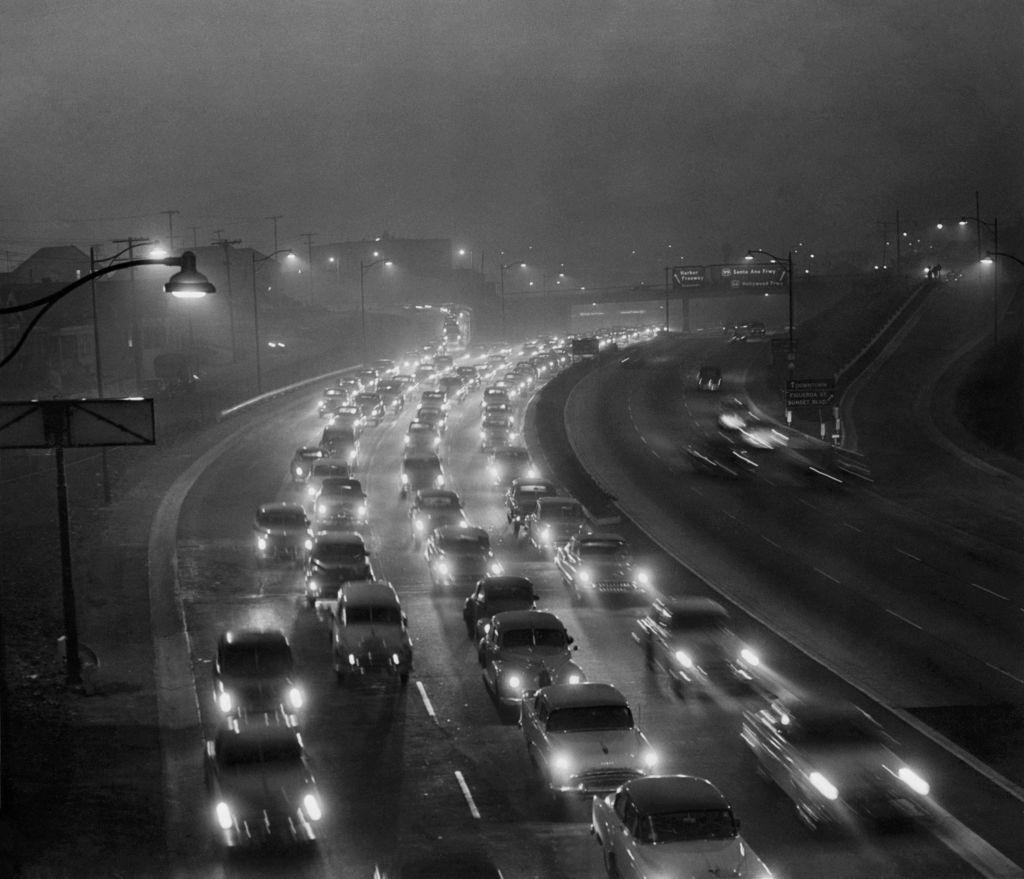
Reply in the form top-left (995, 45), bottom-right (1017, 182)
top-left (539, 503), bottom-right (582, 520)
top-left (314, 544), bottom-right (366, 562)
top-left (346, 605), bottom-right (402, 625)
top-left (312, 463), bottom-right (348, 478)
top-left (257, 510), bottom-right (306, 528)
top-left (666, 611), bottom-right (728, 632)
top-left (439, 534), bottom-right (488, 552)
top-left (546, 705), bottom-right (633, 733)
top-left (217, 733), bottom-right (303, 767)
top-left (643, 809), bottom-right (738, 844)
top-left (420, 496), bottom-right (457, 509)
top-left (517, 484), bottom-right (554, 496)
top-left (786, 714), bottom-right (880, 747)
top-left (496, 451), bottom-right (529, 463)
top-left (580, 542), bottom-right (628, 557)
top-left (220, 642), bottom-right (292, 676)
top-left (501, 627), bottom-right (567, 649)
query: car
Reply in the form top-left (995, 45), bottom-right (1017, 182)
top-left (523, 496), bottom-right (587, 553)
top-left (480, 418), bottom-right (516, 452)
top-left (437, 374), bottom-right (466, 403)
top-left (591, 775), bottom-right (773, 879)
top-left (204, 712), bottom-right (323, 848)
top-left (355, 367), bottom-right (379, 390)
top-left (505, 477), bottom-right (559, 536)
top-left (330, 580), bottom-right (412, 685)
top-left (317, 386), bottom-right (346, 417)
top-left (462, 575), bottom-right (538, 640)
top-left (481, 387), bottom-right (511, 409)
top-left (741, 697), bottom-right (931, 831)
top-left (487, 446), bottom-right (537, 487)
top-left (371, 358), bottom-right (396, 377)
top-left (400, 452), bottom-right (445, 499)
top-left (482, 402), bottom-right (511, 421)
top-left (253, 502), bottom-right (310, 568)
top-left (409, 489), bottom-right (467, 548)
top-left (213, 629), bottom-right (304, 718)
top-left (313, 477), bottom-right (368, 526)
top-left (717, 396), bottom-right (752, 432)
top-left (456, 365), bottom-right (480, 388)
top-left (521, 683), bottom-right (659, 798)
top-left (477, 610), bottom-right (584, 713)
top-left (736, 417), bottom-right (788, 451)
top-left (303, 530), bottom-right (373, 606)
top-left (432, 353), bottom-right (454, 373)
top-left (328, 404), bottom-right (364, 435)
top-left (424, 525), bottom-right (501, 589)
top-left (337, 376), bottom-right (362, 395)
top-left (304, 458), bottom-right (351, 503)
top-left (554, 533), bottom-right (650, 604)
top-left (697, 365), bottom-right (722, 391)
top-left (414, 363), bottom-right (436, 383)
top-left (352, 391), bottom-right (385, 426)
top-left (290, 446), bottom-right (323, 483)
top-left (377, 380), bottom-right (406, 414)
top-left (635, 596), bottom-right (762, 699)
top-left (404, 420), bottom-right (442, 454)
top-left (415, 404), bottom-right (447, 434)
top-left (319, 424), bottom-right (359, 467)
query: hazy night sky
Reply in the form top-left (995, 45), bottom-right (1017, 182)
top-left (1, 0), bottom-right (1021, 282)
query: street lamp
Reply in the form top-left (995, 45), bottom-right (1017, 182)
top-left (960, 214), bottom-right (999, 344)
top-left (251, 249), bottom-right (295, 394)
top-left (0, 251), bottom-right (215, 370)
top-left (746, 248), bottom-right (794, 369)
top-left (360, 257), bottom-right (393, 365)
top-left (499, 259), bottom-right (527, 341)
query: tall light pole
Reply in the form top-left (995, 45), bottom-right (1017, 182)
top-left (962, 214), bottom-right (999, 344)
top-left (499, 258), bottom-right (527, 341)
top-left (360, 257), bottom-right (393, 365)
top-left (746, 248), bottom-right (794, 370)
top-left (251, 249), bottom-right (295, 394)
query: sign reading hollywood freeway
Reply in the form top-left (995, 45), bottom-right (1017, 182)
top-left (671, 264), bottom-right (787, 291)
top-left (786, 379), bottom-right (836, 408)
top-left (720, 264), bottom-right (788, 288)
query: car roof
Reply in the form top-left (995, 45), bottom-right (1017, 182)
top-left (416, 489), bottom-right (459, 502)
top-left (656, 596), bottom-right (729, 618)
top-left (511, 478), bottom-right (557, 491)
top-left (342, 579), bottom-right (400, 606)
top-left (478, 576), bottom-right (534, 594)
top-left (218, 629), bottom-right (289, 649)
top-left (257, 501), bottom-right (306, 515)
top-left (624, 775), bottom-right (728, 813)
top-left (432, 525), bottom-right (487, 542)
top-left (403, 453), bottom-right (441, 464)
top-left (312, 531), bottom-right (366, 546)
top-left (579, 533), bottom-right (626, 545)
top-left (536, 495), bottom-right (581, 508)
top-left (538, 682), bottom-right (626, 709)
top-left (492, 609), bottom-right (564, 629)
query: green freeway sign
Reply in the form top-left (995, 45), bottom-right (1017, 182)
top-left (786, 379), bottom-right (835, 408)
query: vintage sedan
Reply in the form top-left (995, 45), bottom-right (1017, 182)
top-left (352, 391), bottom-right (385, 426)
top-left (213, 629), bottom-right (304, 719)
top-left (317, 386), bottom-right (346, 417)
top-left (303, 530), bottom-right (374, 606)
top-left (478, 610), bottom-right (584, 712)
top-left (480, 417), bottom-right (516, 452)
top-left (289, 446), bottom-right (323, 483)
top-left (304, 458), bottom-right (352, 502)
top-left (331, 580), bottom-right (412, 686)
top-left (505, 477), bottom-right (559, 536)
top-left (328, 404), bottom-right (364, 436)
top-left (635, 596), bottom-right (762, 699)
top-left (522, 683), bottom-right (658, 798)
top-left (487, 446), bottom-right (537, 487)
top-left (252, 502), bottom-right (310, 568)
top-left (424, 525), bottom-right (501, 589)
top-left (554, 533), bottom-right (650, 603)
top-left (312, 478), bottom-right (368, 527)
top-left (741, 697), bottom-right (931, 830)
top-left (462, 576), bottom-right (538, 640)
top-left (591, 775), bottom-right (773, 878)
top-left (403, 420), bottom-right (442, 454)
top-left (523, 496), bottom-right (587, 553)
top-left (409, 489), bottom-right (467, 548)
top-left (205, 713), bottom-right (323, 848)
top-left (400, 452), bottom-right (445, 499)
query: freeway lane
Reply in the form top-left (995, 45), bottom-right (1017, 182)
top-left (158, 346), bottom-right (988, 877)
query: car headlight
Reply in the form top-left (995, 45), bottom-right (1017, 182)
top-left (304, 538), bottom-right (313, 551)
top-left (435, 475), bottom-right (445, 487)
top-left (674, 650), bottom-right (694, 669)
top-left (740, 647), bottom-right (760, 667)
top-left (577, 569), bottom-right (591, 584)
top-left (489, 561), bottom-right (503, 575)
top-left (287, 686), bottom-right (304, 710)
top-left (506, 674), bottom-right (522, 690)
top-left (401, 473), bottom-right (409, 484)
top-left (302, 793), bottom-right (323, 822)
top-left (217, 691), bottom-right (233, 714)
top-left (488, 467), bottom-right (498, 479)
top-left (566, 673), bottom-right (582, 684)
top-left (414, 519), bottom-right (425, 531)
top-left (642, 749), bottom-right (658, 768)
top-left (295, 466), bottom-right (304, 476)
top-left (307, 485), bottom-right (317, 497)
top-left (348, 653), bottom-right (357, 665)
top-left (215, 801), bottom-right (234, 831)
top-left (480, 430), bottom-right (487, 440)
top-left (404, 437), bottom-right (411, 445)
top-left (318, 504), bottom-right (327, 516)
top-left (357, 504), bottom-right (367, 517)
top-left (433, 437), bottom-right (440, 447)
top-left (898, 766), bottom-right (930, 796)
top-left (808, 771), bottom-right (839, 801)
top-left (437, 561), bottom-right (450, 575)
top-left (347, 450), bottom-right (357, 462)
top-left (256, 537), bottom-right (267, 551)
top-left (636, 569), bottom-right (650, 585)
top-left (551, 752), bottom-right (573, 774)
top-left (527, 467), bottom-right (538, 478)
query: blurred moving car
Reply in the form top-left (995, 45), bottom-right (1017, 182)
top-left (554, 533), bottom-right (649, 604)
top-left (487, 446), bottom-right (537, 487)
top-left (478, 610), bottom-right (584, 712)
top-left (213, 629), bottom-right (304, 718)
top-left (330, 580), bottom-right (412, 686)
top-left (313, 477), bottom-right (368, 526)
top-left (505, 477), bottom-right (558, 536)
top-left (424, 525), bottom-right (501, 589)
top-left (400, 452), bottom-right (445, 498)
top-left (480, 417), bottom-right (516, 452)
top-left (481, 387), bottom-right (511, 409)
top-left (290, 446), bottom-right (323, 483)
top-left (523, 496), bottom-right (587, 553)
top-left (521, 683), bottom-right (658, 798)
top-left (635, 597), bottom-right (761, 699)
top-left (462, 575), bottom-right (538, 640)
top-left (409, 489), bottom-right (467, 548)
top-left (696, 365), bottom-right (722, 391)
top-left (204, 713), bottom-right (323, 848)
top-left (253, 502), bottom-right (310, 568)
top-left (303, 531), bottom-right (373, 606)
top-left (591, 775), bottom-right (773, 879)
top-left (318, 386), bottom-right (345, 417)
top-left (328, 404), bottom-right (364, 436)
top-left (741, 698), bottom-right (931, 831)
top-left (415, 404), bottom-right (447, 435)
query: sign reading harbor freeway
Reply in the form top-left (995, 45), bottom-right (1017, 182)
top-left (672, 264), bottom-right (788, 290)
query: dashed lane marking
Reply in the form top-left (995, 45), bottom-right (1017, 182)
top-left (886, 608), bottom-right (922, 630)
top-left (814, 568), bottom-right (841, 584)
top-left (971, 583), bottom-right (1009, 601)
top-left (761, 535), bottom-right (781, 549)
top-left (416, 681), bottom-right (438, 722)
top-left (454, 771), bottom-right (481, 819)
top-left (896, 547), bottom-right (923, 562)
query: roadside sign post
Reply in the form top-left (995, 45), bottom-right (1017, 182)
top-left (0, 400), bottom-right (155, 687)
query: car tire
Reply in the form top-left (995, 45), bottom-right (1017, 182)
top-left (603, 849), bottom-right (620, 879)
top-left (671, 676), bottom-right (685, 699)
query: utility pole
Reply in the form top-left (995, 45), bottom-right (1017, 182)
top-left (189, 226), bottom-right (200, 249)
top-left (267, 215), bottom-right (282, 256)
top-left (212, 233), bottom-right (243, 361)
top-left (89, 246), bottom-right (112, 504)
top-left (161, 209), bottom-right (179, 253)
top-left (111, 236), bottom-right (149, 393)
top-left (301, 232), bottom-right (316, 304)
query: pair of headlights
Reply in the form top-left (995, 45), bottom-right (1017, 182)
top-left (217, 685), bottom-right (304, 715)
top-left (215, 791), bottom-right (322, 831)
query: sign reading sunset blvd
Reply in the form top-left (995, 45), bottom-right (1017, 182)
top-left (786, 379), bottom-right (835, 408)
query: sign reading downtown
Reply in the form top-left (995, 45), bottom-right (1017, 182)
top-left (786, 379), bottom-right (836, 408)
top-left (672, 264), bottom-right (788, 291)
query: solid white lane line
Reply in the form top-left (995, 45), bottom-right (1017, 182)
top-left (896, 547), bottom-right (922, 562)
top-left (814, 568), bottom-right (841, 584)
top-left (761, 535), bottom-right (781, 548)
top-left (454, 771), bottom-right (481, 819)
top-left (971, 582), bottom-right (1009, 601)
top-left (985, 663), bottom-right (1024, 686)
top-left (416, 681), bottom-right (437, 722)
top-left (723, 511), bottom-right (738, 521)
top-left (886, 609), bottom-right (922, 630)
top-left (798, 498), bottom-right (819, 510)
top-left (843, 522), bottom-right (862, 532)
